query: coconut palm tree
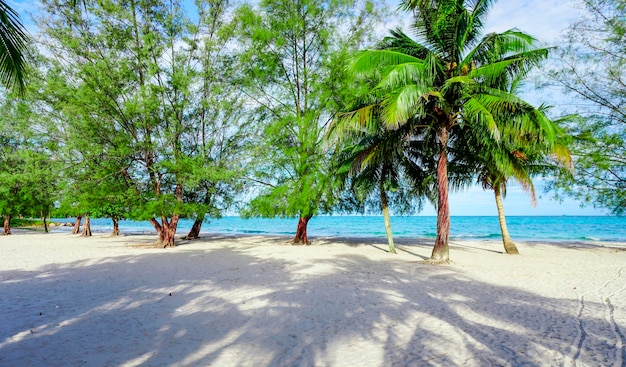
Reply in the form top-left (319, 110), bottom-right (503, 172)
top-left (461, 64), bottom-right (573, 255)
top-left (334, 119), bottom-right (436, 254)
top-left (342, 0), bottom-right (559, 263)
top-left (476, 143), bottom-right (535, 255)
top-left (468, 113), bottom-right (571, 255)
top-left (0, 1), bottom-right (28, 93)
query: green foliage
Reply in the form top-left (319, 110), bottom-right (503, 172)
top-left (8, 218), bottom-right (45, 227)
top-left (330, 83), bottom-right (436, 215)
top-left (0, 0), bottom-right (28, 94)
top-left (37, 0), bottom-right (246, 233)
top-left (334, 0), bottom-right (562, 261)
top-left (235, 0), bottom-right (382, 223)
top-left (0, 73), bottom-right (60, 222)
top-left (546, 0), bottom-right (626, 214)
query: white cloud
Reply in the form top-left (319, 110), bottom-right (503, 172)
top-left (484, 0), bottom-right (583, 43)
top-left (384, 0), bottom-right (584, 44)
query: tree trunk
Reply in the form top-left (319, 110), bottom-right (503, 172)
top-left (43, 216), bottom-right (49, 233)
top-left (72, 215), bottom-right (82, 235)
top-left (292, 215), bottom-right (311, 245)
top-left (380, 185), bottom-right (396, 254)
top-left (3, 215), bottom-right (11, 235)
top-left (184, 213), bottom-right (205, 240)
top-left (150, 218), bottom-right (163, 239)
top-left (151, 216), bottom-right (179, 248)
top-left (82, 216), bottom-right (92, 237)
top-left (494, 186), bottom-right (520, 255)
top-left (431, 125), bottom-right (450, 263)
top-left (111, 218), bottom-right (120, 236)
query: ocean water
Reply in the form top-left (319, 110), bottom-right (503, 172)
top-left (52, 215), bottom-right (626, 243)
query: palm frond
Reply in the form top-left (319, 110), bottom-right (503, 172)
top-left (350, 49), bottom-right (424, 78)
top-left (464, 29), bottom-right (541, 66)
top-left (462, 95), bottom-right (500, 140)
top-left (380, 28), bottom-right (433, 58)
top-left (376, 61), bottom-right (428, 91)
top-left (329, 104), bottom-right (379, 143)
top-left (380, 84), bottom-right (433, 128)
top-left (0, 0), bottom-right (29, 94)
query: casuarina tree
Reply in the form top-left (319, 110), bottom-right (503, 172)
top-left (235, 0), bottom-right (382, 244)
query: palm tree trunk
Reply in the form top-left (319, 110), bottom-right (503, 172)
top-left (494, 186), bottom-right (519, 254)
top-left (431, 125), bottom-right (450, 263)
top-left (380, 184), bottom-right (396, 254)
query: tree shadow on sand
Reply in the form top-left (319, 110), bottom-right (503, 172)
top-left (1, 237), bottom-right (624, 366)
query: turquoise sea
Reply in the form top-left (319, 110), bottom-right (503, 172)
top-left (53, 216), bottom-right (626, 243)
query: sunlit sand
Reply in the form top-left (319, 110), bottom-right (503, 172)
top-left (1, 232), bottom-right (625, 366)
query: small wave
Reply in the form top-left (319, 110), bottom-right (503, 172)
top-left (240, 230), bottom-right (266, 234)
top-left (450, 233), bottom-right (501, 240)
top-left (583, 236), bottom-right (601, 241)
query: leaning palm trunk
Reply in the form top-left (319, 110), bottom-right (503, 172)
top-left (431, 126), bottom-right (450, 263)
top-left (494, 186), bottom-right (519, 255)
top-left (379, 184), bottom-right (397, 254)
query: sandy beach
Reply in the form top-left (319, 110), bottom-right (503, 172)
top-left (1, 232), bottom-right (625, 366)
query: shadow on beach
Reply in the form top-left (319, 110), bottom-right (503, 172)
top-left (0, 234), bottom-right (623, 366)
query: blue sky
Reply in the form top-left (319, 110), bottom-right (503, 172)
top-left (9, 0), bottom-right (608, 216)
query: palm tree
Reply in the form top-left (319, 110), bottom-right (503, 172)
top-left (469, 113), bottom-right (571, 254)
top-left (460, 62), bottom-right (573, 255)
top-left (342, 134), bottom-right (404, 254)
top-left (343, 0), bottom-right (559, 263)
top-left (0, 1), bottom-right (28, 93)
top-left (476, 144), bottom-right (534, 255)
top-left (334, 119), bottom-right (436, 254)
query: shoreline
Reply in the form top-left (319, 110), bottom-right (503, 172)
top-left (7, 215), bottom-right (626, 244)
top-left (8, 226), bottom-right (626, 249)
top-left (1, 233), bottom-right (625, 366)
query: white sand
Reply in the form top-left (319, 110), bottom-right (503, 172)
top-left (1, 232), bottom-right (625, 366)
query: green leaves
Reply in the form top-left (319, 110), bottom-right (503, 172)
top-left (0, 0), bottom-right (29, 94)
top-left (32, 0), bottom-right (247, 229)
top-left (236, 0), bottom-right (382, 222)
top-left (546, 0), bottom-right (626, 214)
top-left (0, 94), bottom-right (59, 220)
top-left (333, 0), bottom-right (566, 260)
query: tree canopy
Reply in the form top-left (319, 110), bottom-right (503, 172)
top-left (547, 0), bottom-right (626, 214)
top-left (235, 0), bottom-right (382, 244)
top-left (1, 0), bottom-right (618, 252)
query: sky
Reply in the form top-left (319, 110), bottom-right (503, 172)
top-left (8, 0), bottom-right (608, 216)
